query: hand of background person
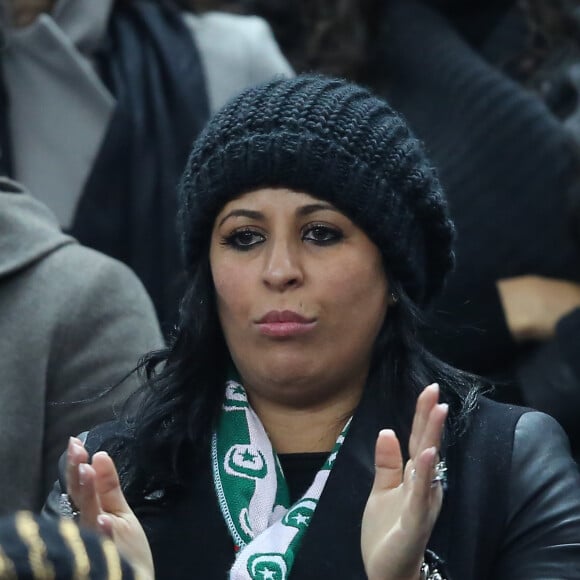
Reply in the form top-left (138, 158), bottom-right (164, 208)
top-left (361, 384), bottom-right (447, 580)
top-left (497, 275), bottom-right (580, 342)
top-left (67, 437), bottom-right (154, 580)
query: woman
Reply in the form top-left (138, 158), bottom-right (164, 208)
top-left (47, 75), bottom-right (580, 579)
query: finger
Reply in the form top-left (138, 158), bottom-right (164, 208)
top-left (92, 452), bottom-right (132, 515)
top-left (372, 429), bottom-right (404, 491)
top-left (416, 403), bottom-right (448, 459)
top-left (66, 438), bottom-right (89, 508)
top-left (77, 463), bottom-right (103, 531)
top-left (409, 384), bottom-right (439, 458)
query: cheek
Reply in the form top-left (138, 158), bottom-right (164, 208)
top-left (322, 259), bottom-right (388, 317)
top-left (211, 263), bottom-right (247, 325)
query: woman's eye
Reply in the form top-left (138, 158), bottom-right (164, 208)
top-left (222, 229), bottom-right (265, 250)
top-left (302, 225), bottom-right (343, 245)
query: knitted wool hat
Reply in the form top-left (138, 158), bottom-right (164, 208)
top-left (179, 74), bottom-right (455, 304)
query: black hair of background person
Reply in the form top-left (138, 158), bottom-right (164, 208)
top-left (0, 0), bottom-right (210, 333)
top-left (210, 0), bottom-right (515, 83)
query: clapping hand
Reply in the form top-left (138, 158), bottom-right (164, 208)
top-left (67, 437), bottom-right (155, 580)
top-left (361, 383), bottom-right (448, 580)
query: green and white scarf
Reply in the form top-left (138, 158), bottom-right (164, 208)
top-left (212, 380), bottom-right (350, 580)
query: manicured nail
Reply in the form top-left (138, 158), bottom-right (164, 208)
top-left (379, 429), bottom-right (395, 438)
top-left (438, 403), bottom-right (448, 414)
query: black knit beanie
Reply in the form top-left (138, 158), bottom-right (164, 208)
top-left (179, 74), bottom-right (455, 304)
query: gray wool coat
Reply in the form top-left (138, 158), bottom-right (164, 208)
top-left (0, 178), bottom-right (164, 514)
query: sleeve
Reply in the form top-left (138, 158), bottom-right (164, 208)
top-left (555, 307), bottom-right (580, 381)
top-left (516, 309), bottom-right (580, 449)
top-left (495, 411), bottom-right (580, 579)
top-left (43, 248), bottom-right (164, 499)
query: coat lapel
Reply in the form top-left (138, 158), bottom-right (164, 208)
top-left (290, 389), bottom-right (397, 578)
top-left (290, 387), bottom-right (451, 579)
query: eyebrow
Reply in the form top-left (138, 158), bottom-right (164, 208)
top-left (218, 209), bottom-right (263, 227)
top-left (297, 203), bottom-right (339, 217)
top-left (217, 202), bottom-right (340, 228)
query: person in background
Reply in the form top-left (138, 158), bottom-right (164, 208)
top-left (374, 0), bottom-right (580, 457)
top-left (0, 177), bottom-right (163, 515)
top-left (0, 0), bottom-right (293, 332)
top-left (46, 75), bottom-right (580, 580)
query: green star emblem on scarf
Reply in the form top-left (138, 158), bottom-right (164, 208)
top-left (247, 554), bottom-right (288, 580)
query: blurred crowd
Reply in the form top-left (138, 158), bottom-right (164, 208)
top-left (1, 0), bottom-right (580, 576)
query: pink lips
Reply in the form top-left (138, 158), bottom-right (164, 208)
top-left (256, 310), bottom-right (316, 338)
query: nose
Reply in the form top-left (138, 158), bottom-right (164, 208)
top-left (262, 238), bottom-right (304, 291)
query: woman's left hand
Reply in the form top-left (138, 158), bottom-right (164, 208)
top-left (361, 383), bottom-right (448, 580)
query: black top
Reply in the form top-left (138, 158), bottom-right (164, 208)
top-left (278, 452), bottom-right (328, 504)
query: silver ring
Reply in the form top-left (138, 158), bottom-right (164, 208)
top-left (411, 459), bottom-right (448, 489)
top-left (431, 460), bottom-right (447, 488)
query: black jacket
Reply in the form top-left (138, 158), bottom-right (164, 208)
top-left (45, 396), bottom-right (580, 579)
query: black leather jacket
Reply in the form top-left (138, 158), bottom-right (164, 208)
top-left (44, 397), bottom-right (580, 579)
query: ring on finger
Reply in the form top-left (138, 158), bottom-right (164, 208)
top-left (431, 460), bottom-right (447, 489)
top-left (411, 459), bottom-right (448, 490)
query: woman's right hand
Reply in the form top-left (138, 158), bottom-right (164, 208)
top-left (66, 437), bottom-right (154, 580)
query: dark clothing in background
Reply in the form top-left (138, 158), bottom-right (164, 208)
top-left (71, 0), bottom-right (209, 330)
top-left (375, 0), bottom-right (580, 453)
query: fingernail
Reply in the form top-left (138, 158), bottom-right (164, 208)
top-left (438, 403), bottom-right (449, 414)
top-left (426, 382), bottom-right (439, 394)
top-left (379, 429), bottom-right (395, 437)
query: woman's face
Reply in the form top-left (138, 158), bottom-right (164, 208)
top-left (210, 188), bottom-right (389, 408)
